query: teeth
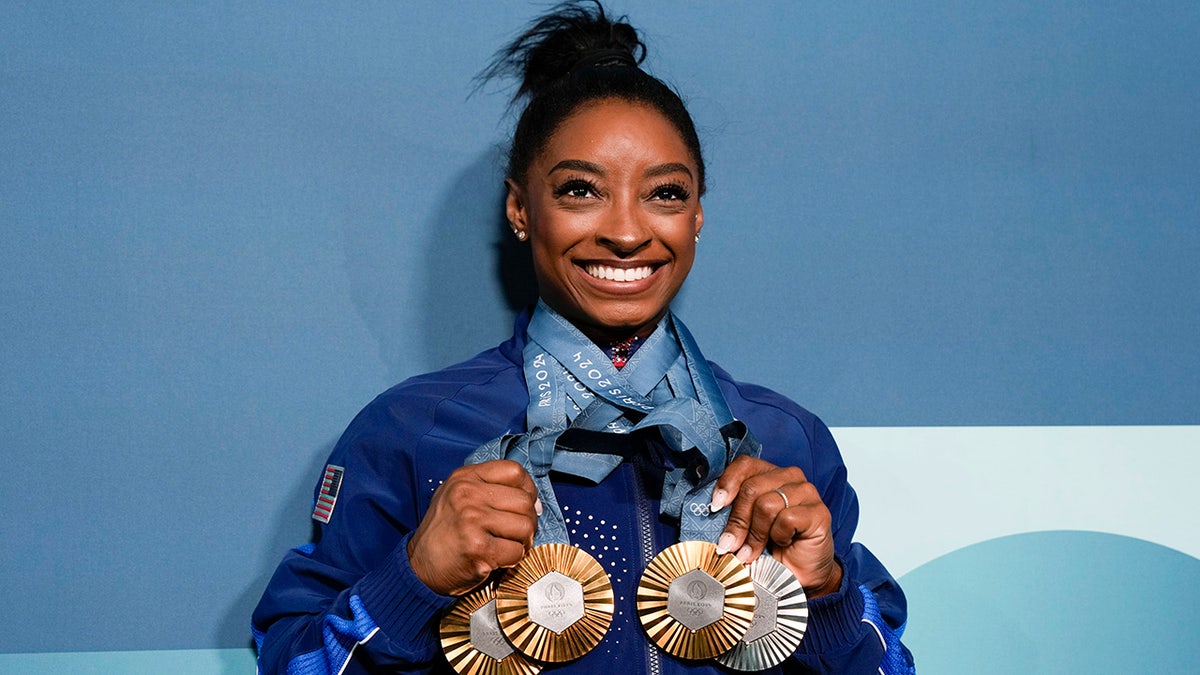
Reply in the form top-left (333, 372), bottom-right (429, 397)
top-left (585, 264), bottom-right (653, 282)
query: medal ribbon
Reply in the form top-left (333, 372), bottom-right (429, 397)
top-left (467, 303), bottom-right (760, 544)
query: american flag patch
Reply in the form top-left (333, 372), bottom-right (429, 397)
top-left (312, 464), bottom-right (345, 524)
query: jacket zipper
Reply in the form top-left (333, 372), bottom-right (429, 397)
top-left (631, 455), bottom-right (662, 675)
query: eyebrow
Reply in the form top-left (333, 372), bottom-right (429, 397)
top-left (547, 159), bottom-right (605, 176)
top-left (643, 162), bottom-right (694, 180)
top-left (546, 159), bottom-right (694, 181)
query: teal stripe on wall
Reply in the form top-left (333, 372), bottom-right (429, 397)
top-left (0, 649), bottom-right (256, 674)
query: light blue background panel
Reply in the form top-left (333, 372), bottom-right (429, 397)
top-left (2, 2), bottom-right (1197, 672)
top-left (0, 650), bottom-right (255, 675)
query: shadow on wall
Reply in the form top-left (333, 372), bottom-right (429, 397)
top-left (340, 143), bottom-right (536, 382)
top-left (225, 149), bottom-right (538, 666)
top-left (219, 439), bottom-right (335, 667)
top-left (420, 148), bottom-right (537, 371)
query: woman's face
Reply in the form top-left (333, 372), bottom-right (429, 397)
top-left (506, 99), bottom-right (703, 342)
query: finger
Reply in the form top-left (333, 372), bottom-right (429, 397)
top-left (487, 536), bottom-right (530, 570)
top-left (441, 477), bottom-right (538, 519)
top-left (456, 460), bottom-right (542, 514)
top-left (455, 512), bottom-right (533, 566)
top-left (483, 459), bottom-right (542, 514)
top-left (709, 455), bottom-right (772, 513)
top-left (715, 466), bottom-right (780, 555)
top-left (477, 482), bottom-right (541, 517)
top-left (460, 533), bottom-right (529, 584)
top-left (740, 485), bottom-right (792, 562)
top-left (481, 508), bottom-right (538, 549)
top-left (473, 459), bottom-right (538, 494)
top-left (716, 463), bottom-right (809, 556)
top-left (767, 482), bottom-right (830, 547)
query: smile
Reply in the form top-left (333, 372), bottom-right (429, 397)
top-left (584, 264), bottom-right (654, 283)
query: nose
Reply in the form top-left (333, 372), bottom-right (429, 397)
top-left (595, 196), bottom-right (651, 256)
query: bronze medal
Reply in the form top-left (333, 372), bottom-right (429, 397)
top-left (495, 543), bottom-right (614, 663)
top-left (440, 582), bottom-right (541, 675)
top-left (636, 540), bottom-right (757, 661)
top-left (716, 554), bottom-right (808, 670)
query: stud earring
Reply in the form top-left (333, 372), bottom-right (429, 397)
top-left (694, 233), bottom-right (701, 243)
top-left (515, 229), bottom-right (528, 241)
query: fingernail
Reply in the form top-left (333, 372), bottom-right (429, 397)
top-left (736, 544), bottom-right (753, 564)
top-left (709, 489), bottom-right (728, 513)
top-left (716, 532), bottom-right (736, 555)
top-left (534, 498), bottom-right (543, 516)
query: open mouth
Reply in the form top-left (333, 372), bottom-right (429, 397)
top-left (583, 264), bottom-right (655, 283)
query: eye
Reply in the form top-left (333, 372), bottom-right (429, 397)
top-left (649, 182), bottom-right (691, 202)
top-left (553, 178), bottom-right (599, 200)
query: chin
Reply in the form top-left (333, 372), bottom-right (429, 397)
top-left (580, 307), bottom-right (665, 339)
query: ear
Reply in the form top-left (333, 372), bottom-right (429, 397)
top-left (694, 202), bottom-right (704, 240)
top-left (505, 178), bottom-right (528, 238)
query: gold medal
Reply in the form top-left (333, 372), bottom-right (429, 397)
top-left (496, 543), bottom-right (614, 663)
top-left (636, 540), bottom-right (757, 661)
top-left (440, 582), bottom-right (541, 675)
top-left (716, 554), bottom-right (808, 671)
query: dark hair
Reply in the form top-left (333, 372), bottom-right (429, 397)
top-left (482, 1), bottom-right (706, 194)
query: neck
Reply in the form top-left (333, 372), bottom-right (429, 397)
top-left (560, 312), bottom-right (666, 347)
top-left (582, 324), bottom-right (655, 346)
top-left (532, 300), bottom-right (667, 346)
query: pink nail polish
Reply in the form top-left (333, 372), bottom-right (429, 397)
top-left (709, 488), bottom-right (728, 512)
top-left (736, 545), bottom-right (752, 563)
top-left (716, 532), bottom-right (736, 554)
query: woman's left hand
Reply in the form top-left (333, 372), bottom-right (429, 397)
top-left (710, 455), bottom-right (842, 598)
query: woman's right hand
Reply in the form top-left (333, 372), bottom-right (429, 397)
top-left (406, 459), bottom-right (541, 596)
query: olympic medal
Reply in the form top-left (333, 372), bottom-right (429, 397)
top-left (495, 543), bottom-right (614, 663)
top-left (440, 582), bottom-right (541, 675)
top-left (716, 554), bottom-right (808, 671)
top-left (636, 540), bottom-right (756, 661)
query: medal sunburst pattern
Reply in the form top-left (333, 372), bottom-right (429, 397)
top-left (440, 583), bottom-right (541, 675)
top-left (496, 543), bottom-right (615, 663)
top-left (636, 540), bottom-right (756, 660)
top-left (716, 554), bottom-right (808, 670)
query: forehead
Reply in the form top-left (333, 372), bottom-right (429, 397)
top-left (535, 99), bottom-right (695, 172)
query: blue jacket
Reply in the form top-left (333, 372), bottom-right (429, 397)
top-left (252, 312), bottom-right (913, 674)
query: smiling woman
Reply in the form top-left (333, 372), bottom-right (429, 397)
top-left (251, 2), bottom-right (913, 674)
top-left (508, 100), bottom-right (703, 342)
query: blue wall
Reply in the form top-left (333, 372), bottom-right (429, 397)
top-left (3, 2), bottom-right (1197, 672)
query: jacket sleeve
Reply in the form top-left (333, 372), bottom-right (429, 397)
top-left (786, 416), bottom-right (915, 674)
top-left (251, 397), bottom-right (456, 674)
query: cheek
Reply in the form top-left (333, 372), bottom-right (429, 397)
top-left (528, 233), bottom-right (577, 293)
top-left (528, 213), bottom-right (597, 271)
top-left (674, 249), bottom-right (697, 283)
top-left (529, 222), bottom-right (571, 264)
top-left (669, 222), bottom-right (700, 260)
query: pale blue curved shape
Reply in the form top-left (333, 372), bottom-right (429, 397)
top-left (899, 530), bottom-right (1200, 675)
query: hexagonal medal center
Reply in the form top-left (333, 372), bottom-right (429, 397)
top-left (741, 581), bottom-right (779, 644)
top-left (527, 571), bottom-right (585, 634)
top-left (469, 599), bottom-right (514, 661)
top-left (667, 568), bottom-right (725, 631)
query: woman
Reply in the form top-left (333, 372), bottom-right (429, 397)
top-left (253, 3), bottom-right (913, 673)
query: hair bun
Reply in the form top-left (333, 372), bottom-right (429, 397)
top-left (486, 0), bottom-right (706, 195)
top-left (483, 0), bottom-right (646, 101)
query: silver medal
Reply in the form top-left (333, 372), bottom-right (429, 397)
top-left (717, 554), bottom-right (808, 671)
